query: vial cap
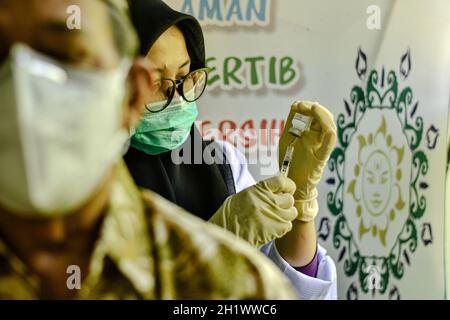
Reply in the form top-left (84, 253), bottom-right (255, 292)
top-left (289, 127), bottom-right (303, 137)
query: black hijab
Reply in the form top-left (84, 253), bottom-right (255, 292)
top-left (125, 0), bottom-right (235, 220)
top-left (129, 0), bottom-right (205, 71)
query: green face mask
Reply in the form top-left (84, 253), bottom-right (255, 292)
top-left (131, 99), bottom-right (199, 155)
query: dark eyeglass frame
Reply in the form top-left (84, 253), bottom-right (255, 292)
top-left (146, 67), bottom-right (210, 113)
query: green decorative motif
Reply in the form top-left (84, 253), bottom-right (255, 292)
top-left (327, 49), bottom-right (429, 297)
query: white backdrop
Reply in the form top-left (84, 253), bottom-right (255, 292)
top-left (164, 0), bottom-right (450, 299)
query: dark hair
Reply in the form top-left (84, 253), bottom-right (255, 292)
top-left (128, 0), bottom-right (206, 71)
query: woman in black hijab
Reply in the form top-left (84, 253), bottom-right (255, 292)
top-left (124, 0), bottom-right (338, 299)
top-left (125, 0), bottom-right (232, 221)
top-left (125, 0), bottom-right (299, 236)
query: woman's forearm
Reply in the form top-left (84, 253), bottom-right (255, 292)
top-left (275, 219), bottom-right (317, 267)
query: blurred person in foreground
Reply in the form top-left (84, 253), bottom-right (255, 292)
top-left (0, 0), bottom-right (296, 299)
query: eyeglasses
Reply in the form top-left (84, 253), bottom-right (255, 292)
top-left (145, 68), bottom-right (209, 113)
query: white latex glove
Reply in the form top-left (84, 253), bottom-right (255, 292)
top-left (209, 176), bottom-right (298, 247)
top-left (278, 101), bottom-right (337, 222)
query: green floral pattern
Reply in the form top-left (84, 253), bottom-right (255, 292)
top-left (326, 50), bottom-right (429, 296)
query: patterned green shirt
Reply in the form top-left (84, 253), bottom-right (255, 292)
top-left (0, 163), bottom-right (296, 299)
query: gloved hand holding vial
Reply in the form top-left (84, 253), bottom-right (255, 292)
top-left (278, 101), bottom-right (337, 222)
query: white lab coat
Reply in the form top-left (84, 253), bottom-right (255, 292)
top-left (216, 140), bottom-right (337, 300)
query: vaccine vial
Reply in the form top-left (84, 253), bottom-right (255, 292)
top-left (289, 113), bottom-right (312, 137)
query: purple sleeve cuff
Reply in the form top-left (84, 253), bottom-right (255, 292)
top-left (292, 247), bottom-right (319, 278)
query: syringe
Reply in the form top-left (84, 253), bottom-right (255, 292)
top-left (280, 113), bottom-right (312, 177)
top-left (280, 140), bottom-right (296, 177)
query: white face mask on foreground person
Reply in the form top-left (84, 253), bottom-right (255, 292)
top-left (0, 44), bottom-right (130, 216)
